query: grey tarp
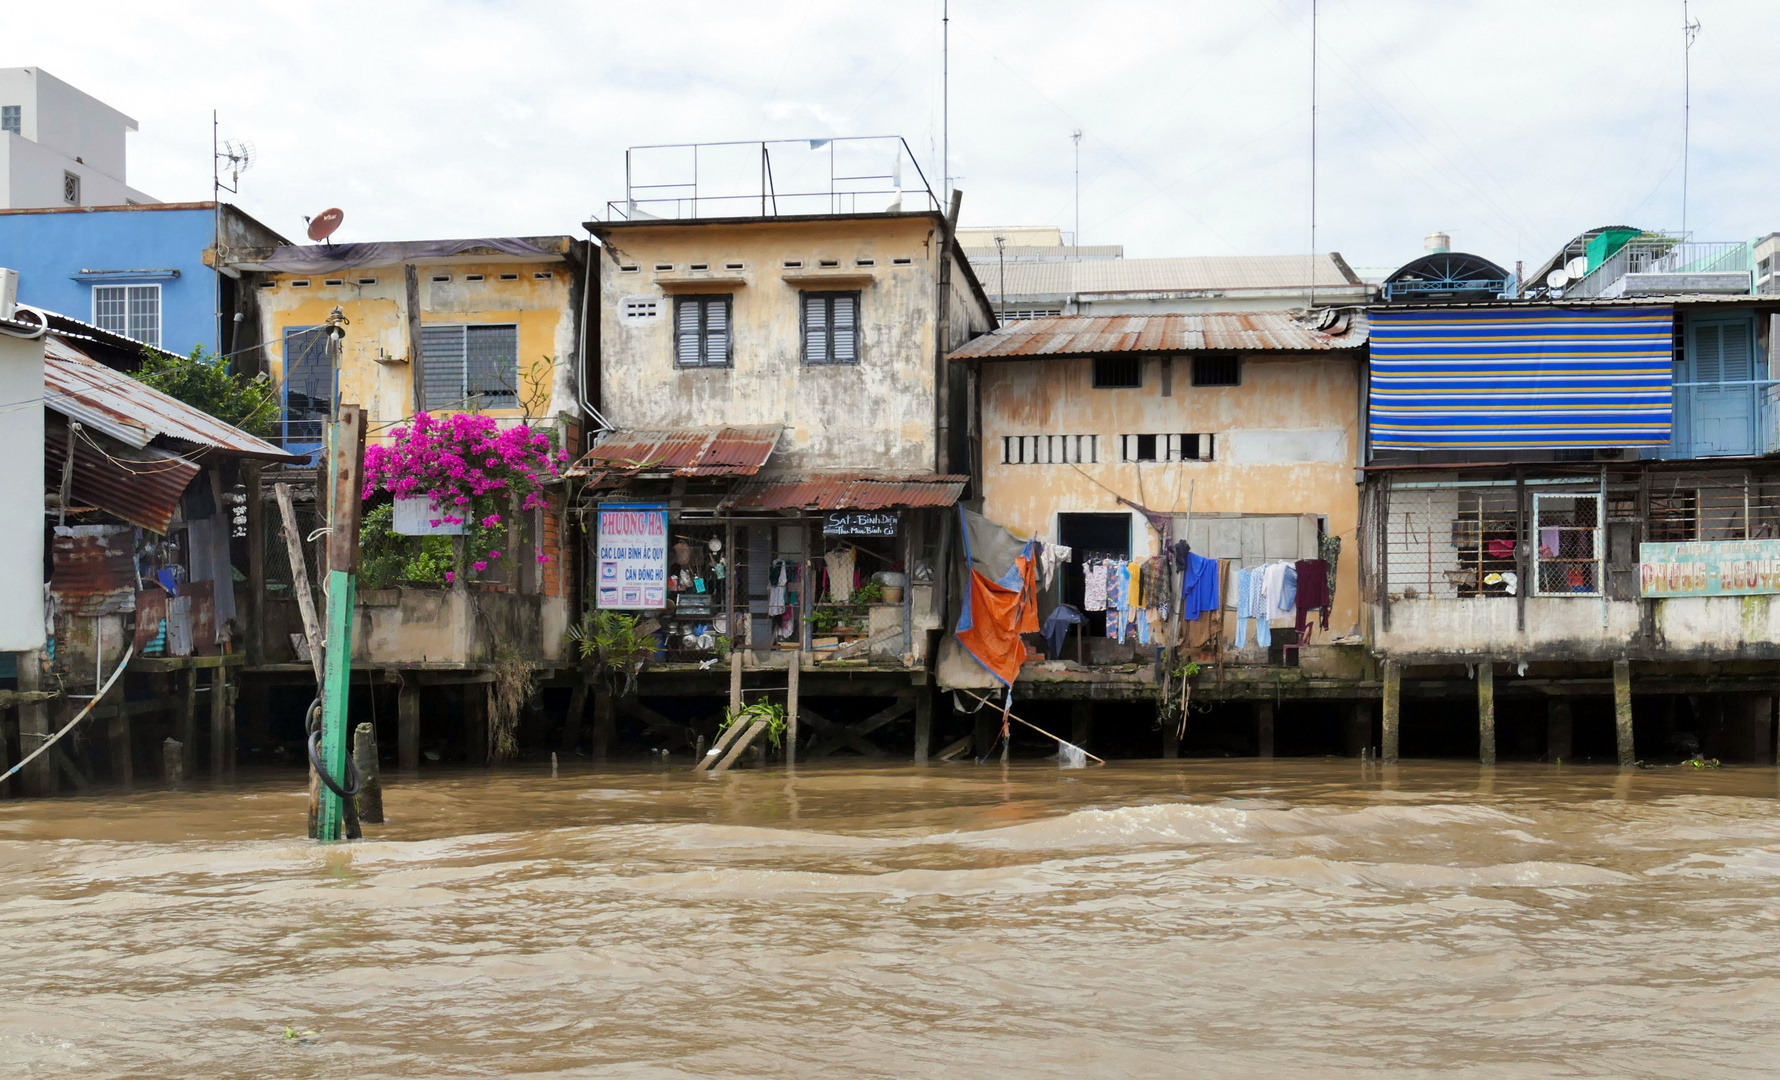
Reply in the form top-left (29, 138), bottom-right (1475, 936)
top-left (251, 238), bottom-right (560, 274)
top-left (936, 508), bottom-right (1033, 692)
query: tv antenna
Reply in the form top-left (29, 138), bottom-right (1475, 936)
top-left (212, 118), bottom-right (255, 195)
top-left (1071, 128), bottom-right (1083, 255)
top-left (1682, 0), bottom-right (1701, 240)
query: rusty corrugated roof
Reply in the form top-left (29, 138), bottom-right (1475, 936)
top-left (727, 473), bottom-right (968, 511)
top-left (46, 418), bottom-right (199, 533)
top-left (947, 310), bottom-right (1370, 361)
top-left (565, 426), bottom-right (782, 478)
top-left (44, 336), bottom-right (304, 462)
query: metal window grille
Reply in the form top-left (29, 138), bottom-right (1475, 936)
top-left (1192, 355), bottom-right (1240, 386)
top-left (1001, 434), bottom-right (1098, 464)
top-left (1092, 357), bottom-right (1141, 388)
top-left (92, 284), bottom-right (160, 348)
top-left (673, 295), bottom-right (731, 367)
top-left (997, 308), bottom-right (1063, 322)
top-left (421, 323), bottom-right (519, 410)
top-left (801, 291), bottom-right (859, 364)
top-left (282, 326), bottom-right (333, 447)
top-left (1532, 493), bottom-right (1601, 596)
top-left (1384, 486), bottom-right (1525, 600)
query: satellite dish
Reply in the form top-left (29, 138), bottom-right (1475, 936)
top-left (1564, 256), bottom-right (1590, 281)
top-left (306, 208), bottom-right (344, 243)
top-left (1547, 268), bottom-right (1570, 289)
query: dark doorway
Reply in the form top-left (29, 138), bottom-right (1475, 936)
top-left (1058, 512), bottom-right (1131, 639)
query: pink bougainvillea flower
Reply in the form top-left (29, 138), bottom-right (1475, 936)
top-left (471, 560), bottom-right (488, 572)
top-left (445, 571), bottom-right (456, 584)
top-left (480, 514), bottom-right (501, 528)
top-left (487, 550), bottom-right (502, 560)
top-left (536, 553), bottom-right (550, 565)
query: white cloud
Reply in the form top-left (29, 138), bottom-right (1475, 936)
top-left (7, 0), bottom-right (1774, 274)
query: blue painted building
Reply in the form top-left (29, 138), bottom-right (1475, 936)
top-left (0, 201), bottom-right (287, 358)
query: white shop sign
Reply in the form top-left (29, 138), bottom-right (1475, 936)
top-left (597, 506), bottom-right (668, 609)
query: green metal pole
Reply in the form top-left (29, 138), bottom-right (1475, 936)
top-left (316, 569), bottom-right (356, 841)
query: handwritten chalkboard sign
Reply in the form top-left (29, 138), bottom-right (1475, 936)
top-left (824, 511), bottom-right (899, 537)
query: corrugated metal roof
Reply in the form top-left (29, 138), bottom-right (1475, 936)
top-left (44, 335), bottom-right (304, 462)
top-left (728, 473), bottom-right (968, 510)
top-left (565, 426), bottom-right (782, 479)
top-left (948, 310), bottom-right (1369, 360)
top-left (964, 253), bottom-right (1366, 299)
top-left (46, 418), bottom-right (198, 533)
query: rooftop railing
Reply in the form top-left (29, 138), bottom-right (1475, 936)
top-left (1565, 236), bottom-right (1754, 299)
top-left (603, 137), bottom-right (940, 222)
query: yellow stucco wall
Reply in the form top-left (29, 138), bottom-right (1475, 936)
top-left (596, 215), bottom-right (977, 473)
top-left (256, 258), bottom-right (578, 440)
top-left (978, 353), bottom-right (1364, 633)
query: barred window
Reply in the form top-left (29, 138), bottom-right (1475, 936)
top-left (1192, 355), bottom-right (1241, 386)
top-left (1092, 357), bottom-right (1142, 388)
top-left (674, 295), bottom-right (732, 368)
top-left (1001, 434), bottom-right (1099, 465)
top-left (92, 284), bottom-right (160, 348)
top-left (421, 323), bottom-right (519, 410)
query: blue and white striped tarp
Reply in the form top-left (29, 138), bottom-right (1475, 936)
top-left (1369, 306), bottom-right (1674, 449)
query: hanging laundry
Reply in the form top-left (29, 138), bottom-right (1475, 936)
top-left (1037, 542), bottom-right (1072, 590)
top-left (1084, 558), bottom-right (1108, 611)
top-left (1293, 558), bottom-right (1330, 637)
top-left (1234, 568), bottom-right (1259, 649)
top-left (1261, 561), bottom-right (1297, 625)
top-left (824, 548), bottom-right (856, 602)
top-left (1180, 551), bottom-right (1221, 622)
top-left (1126, 559), bottom-right (1144, 608)
top-left (1039, 604), bottom-right (1085, 659)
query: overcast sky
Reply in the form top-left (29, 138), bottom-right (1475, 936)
top-left (9, 1), bottom-right (1776, 275)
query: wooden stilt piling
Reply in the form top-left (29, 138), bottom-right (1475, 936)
top-left (178, 669), bottom-right (197, 779)
top-left (787, 651), bottom-right (801, 766)
top-left (1255, 700), bottom-right (1274, 759)
top-left (1614, 659), bottom-right (1635, 766)
top-left (353, 722), bottom-right (384, 824)
top-left (209, 668), bottom-right (229, 780)
top-left (1382, 659), bottom-right (1402, 764)
top-left (398, 677), bottom-right (420, 774)
top-left (591, 684), bottom-right (613, 763)
top-left (1548, 698), bottom-right (1573, 762)
top-left (1478, 662), bottom-right (1496, 766)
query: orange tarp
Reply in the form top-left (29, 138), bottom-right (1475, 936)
top-left (954, 550), bottom-right (1040, 685)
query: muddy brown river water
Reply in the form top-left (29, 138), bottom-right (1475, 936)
top-left (4, 760), bottom-right (1780, 1078)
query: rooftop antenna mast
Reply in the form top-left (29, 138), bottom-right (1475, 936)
top-left (942, 0), bottom-right (950, 203)
top-left (1309, 0), bottom-right (1318, 309)
top-left (1072, 128), bottom-right (1083, 256)
top-left (1682, 0), bottom-right (1701, 240)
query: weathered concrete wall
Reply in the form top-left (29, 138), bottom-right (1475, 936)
top-left (1375, 593), bottom-right (1780, 660)
top-left (254, 255), bottom-right (579, 432)
top-left (353, 588), bottom-right (563, 665)
top-left (978, 353), bottom-right (1363, 634)
top-left (595, 214), bottom-right (984, 472)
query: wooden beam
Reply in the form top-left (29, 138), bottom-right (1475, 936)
top-left (404, 264), bottom-right (426, 412)
top-left (696, 711), bottom-right (756, 771)
top-left (244, 461), bottom-right (265, 666)
top-left (274, 482), bottom-right (325, 687)
top-left (934, 734), bottom-right (973, 761)
top-left (327, 405), bottom-right (366, 575)
top-left (710, 718), bottom-right (767, 774)
top-left (804, 698), bottom-right (912, 758)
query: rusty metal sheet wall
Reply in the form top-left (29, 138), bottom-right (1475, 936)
top-left (947, 311), bottom-right (1370, 360)
top-left (46, 421), bottom-right (197, 533)
top-left (51, 525), bottom-right (138, 617)
top-left (566, 425), bottom-right (781, 478)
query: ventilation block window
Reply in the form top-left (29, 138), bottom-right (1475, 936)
top-left (92, 284), bottom-right (161, 348)
top-left (1001, 435), bottom-right (1099, 465)
top-left (421, 324), bottom-right (520, 411)
top-left (499, 273), bottom-right (519, 281)
top-left (1192, 354), bottom-right (1241, 387)
top-left (801, 291), bottom-right (859, 365)
top-left (356, 277), bottom-right (378, 286)
top-left (619, 264), bottom-right (641, 273)
top-left (1093, 356), bottom-right (1142, 389)
top-left (465, 274), bottom-right (485, 282)
top-left (62, 170), bottom-right (79, 205)
top-left (725, 262), bottom-right (745, 270)
top-left (0, 105), bottom-right (19, 134)
top-left (431, 274), bottom-right (451, 283)
top-left (323, 278), bottom-right (344, 287)
top-left (674, 294), bottom-right (732, 368)
top-left (621, 297), bottom-right (662, 322)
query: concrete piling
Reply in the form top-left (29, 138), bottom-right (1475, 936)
top-left (1613, 660), bottom-right (1634, 766)
top-left (353, 722), bottom-right (384, 824)
top-left (1477, 662), bottom-right (1496, 766)
top-left (1382, 660), bottom-right (1402, 764)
